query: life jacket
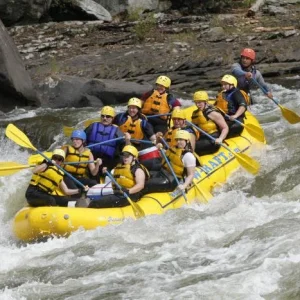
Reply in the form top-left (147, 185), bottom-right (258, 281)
top-left (51, 187), bottom-right (66, 196)
top-left (117, 113), bottom-right (147, 140)
top-left (29, 161), bottom-right (65, 196)
top-left (113, 162), bottom-right (150, 189)
top-left (30, 173), bottom-right (39, 186)
top-left (86, 123), bottom-right (118, 157)
top-left (215, 88), bottom-right (249, 115)
top-left (162, 147), bottom-right (191, 179)
top-left (165, 126), bottom-right (200, 147)
top-left (164, 127), bottom-right (180, 148)
top-left (62, 145), bottom-right (91, 177)
top-left (142, 90), bottom-right (170, 120)
top-left (31, 165), bottom-right (64, 194)
top-left (191, 105), bottom-right (219, 135)
top-left (240, 90), bottom-right (250, 106)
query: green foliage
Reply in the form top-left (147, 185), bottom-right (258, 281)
top-left (49, 57), bottom-right (60, 75)
top-left (131, 14), bottom-right (157, 42)
top-left (242, 0), bottom-right (256, 8)
top-left (127, 8), bottom-right (143, 22)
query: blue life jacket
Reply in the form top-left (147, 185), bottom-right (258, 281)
top-left (224, 88), bottom-right (239, 115)
top-left (86, 123), bottom-right (118, 157)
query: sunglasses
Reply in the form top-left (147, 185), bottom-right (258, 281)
top-left (121, 152), bottom-right (132, 158)
top-left (52, 155), bottom-right (64, 162)
top-left (101, 115), bottom-right (113, 119)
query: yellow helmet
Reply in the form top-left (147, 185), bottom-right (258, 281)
top-left (52, 149), bottom-right (66, 160)
top-left (193, 91), bottom-right (209, 102)
top-left (156, 75), bottom-right (171, 88)
top-left (122, 145), bottom-right (139, 158)
top-left (175, 130), bottom-right (190, 141)
top-left (221, 75), bottom-right (237, 87)
top-left (100, 106), bottom-right (115, 117)
top-left (128, 97), bottom-right (142, 108)
top-left (171, 108), bottom-right (186, 119)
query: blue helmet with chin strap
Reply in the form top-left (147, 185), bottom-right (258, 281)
top-left (71, 130), bottom-right (86, 141)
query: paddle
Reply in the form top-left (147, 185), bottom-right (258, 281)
top-left (224, 113), bottom-right (265, 143)
top-left (251, 78), bottom-right (300, 124)
top-left (5, 124), bottom-right (86, 189)
top-left (159, 148), bottom-right (189, 203)
top-left (147, 113), bottom-right (171, 119)
top-left (0, 162), bottom-right (36, 176)
top-left (187, 121), bottom-right (260, 175)
top-left (130, 139), bottom-right (153, 145)
top-left (87, 137), bottom-right (124, 149)
top-left (104, 171), bottom-right (145, 219)
top-left (63, 126), bottom-right (74, 137)
top-left (0, 160), bottom-right (100, 177)
top-left (192, 179), bottom-right (210, 204)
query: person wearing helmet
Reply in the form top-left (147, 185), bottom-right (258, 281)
top-left (113, 97), bottom-right (156, 150)
top-left (215, 74), bottom-right (247, 138)
top-left (85, 106), bottom-right (130, 178)
top-left (231, 48), bottom-right (273, 103)
top-left (88, 145), bottom-right (150, 208)
top-left (61, 129), bottom-right (102, 189)
top-left (141, 75), bottom-right (181, 134)
top-left (156, 129), bottom-right (198, 192)
top-left (25, 149), bottom-right (86, 207)
top-left (159, 107), bottom-right (198, 150)
top-left (192, 91), bottom-right (229, 156)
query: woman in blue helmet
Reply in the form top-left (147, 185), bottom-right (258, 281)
top-left (61, 130), bottom-right (102, 189)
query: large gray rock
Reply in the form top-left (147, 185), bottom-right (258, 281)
top-left (37, 75), bottom-right (152, 108)
top-left (0, 0), bottom-right (52, 25)
top-left (94, 0), bottom-right (172, 16)
top-left (0, 19), bottom-right (40, 112)
top-left (72, 0), bottom-right (112, 21)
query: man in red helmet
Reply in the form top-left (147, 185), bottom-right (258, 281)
top-left (231, 48), bottom-right (273, 103)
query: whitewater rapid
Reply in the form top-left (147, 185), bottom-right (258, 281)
top-left (1, 86), bottom-right (300, 299)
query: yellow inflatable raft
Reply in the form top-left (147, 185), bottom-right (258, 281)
top-left (13, 106), bottom-right (265, 242)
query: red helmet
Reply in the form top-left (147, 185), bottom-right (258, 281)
top-left (241, 48), bottom-right (255, 61)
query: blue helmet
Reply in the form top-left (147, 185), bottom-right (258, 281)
top-left (71, 130), bottom-right (86, 141)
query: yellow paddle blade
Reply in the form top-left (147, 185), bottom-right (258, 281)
top-left (126, 196), bottom-right (145, 218)
top-left (234, 152), bottom-right (260, 175)
top-left (0, 161), bottom-right (23, 167)
top-left (5, 124), bottom-right (37, 151)
top-left (84, 118), bottom-right (99, 128)
top-left (244, 123), bottom-right (265, 143)
top-left (0, 162), bottom-right (33, 176)
top-left (192, 179), bottom-right (212, 204)
top-left (63, 118), bottom-right (99, 137)
top-left (279, 104), bottom-right (300, 124)
top-left (63, 126), bottom-right (74, 137)
top-left (28, 152), bottom-right (53, 165)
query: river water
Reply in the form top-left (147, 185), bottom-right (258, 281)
top-left (1, 84), bottom-right (300, 300)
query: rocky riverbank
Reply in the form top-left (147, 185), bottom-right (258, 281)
top-left (2, 0), bottom-right (300, 112)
